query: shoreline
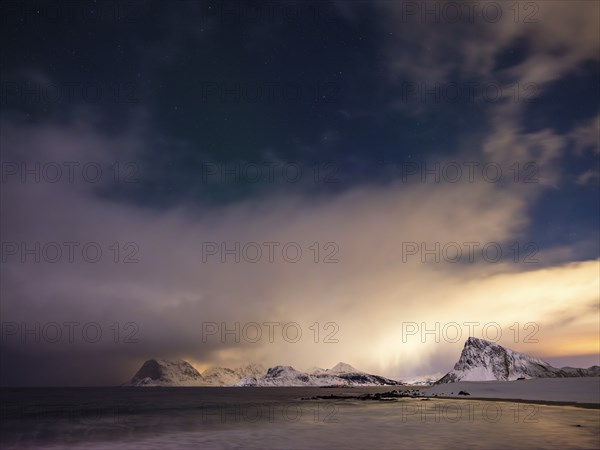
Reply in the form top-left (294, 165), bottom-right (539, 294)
top-left (421, 395), bottom-right (600, 409)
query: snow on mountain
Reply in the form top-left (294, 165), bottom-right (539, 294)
top-left (201, 363), bottom-right (266, 386)
top-left (127, 360), bottom-right (266, 386)
top-left (127, 359), bottom-right (205, 386)
top-left (427, 378), bottom-right (600, 404)
top-left (305, 363), bottom-right (365, 376)
top-left (306, 366), bottom-right (326, 375)
top-left (560, 366), bottom-right (600, 377)
top-left (327, 362), bottom-right (363, 374)
top-left (125, 345), bottom-right (598, 387)
top-left (235, 363), bottom-right (401, 387)
top-left (201, 367), bottom-right (237, 386)
top-left (402, 373), bottom-right (445, 386)
top-left (437, 337), bottom-right (598, 383)
top-left (234, 376), bottom-right (260, 387)
top-left (237, 363), bottom-right (266, 378)
top-left (238, 365), bottom-right (320, 387)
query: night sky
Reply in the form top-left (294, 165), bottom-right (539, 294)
top-left (1, 1), bottom-right (598, 386)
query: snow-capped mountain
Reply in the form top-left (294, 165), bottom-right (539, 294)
top-left (127, 359), bottom-right (205, 386)
top-left (202, 364), bottom-right (265, 386)
top-left (560, 366), bottom-right (600, 377)
top-left (402, 373), bottom-right (444, 386)
top-left (126, 360), bottom-right (265, 386)
top-left (235, 363), bottom-right (401, 387)
top-left (437, 337), bottom-right (599, 383)
top-left (200, 366), bottom-right (237, 385)
top-left (125, 345), bottom-right (598, 387)
top-left (327, 362), bottom-right (363, 374)
top-left (236, 365), bottom-right (316, 387)
top-left (306, 366), bottom-right (327, 375)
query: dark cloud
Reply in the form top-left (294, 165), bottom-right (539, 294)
top-left (1, 0), bottom-right (598, 385)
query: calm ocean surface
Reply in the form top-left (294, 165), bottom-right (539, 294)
top-left (1, 387), bottom-right (598, 449)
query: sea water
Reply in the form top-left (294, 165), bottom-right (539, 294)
top-left (1, 387), bottom-right (598, 449)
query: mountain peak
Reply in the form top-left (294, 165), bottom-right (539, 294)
top-left (235, 364), bottom-right (400, 387)
top-left (129, 359), bottom-right (204, 386)
top-left (329, 362), bottom-right (362, 374)
top-left (201, 364), bottom-right (265, 385)
top-left (128, 360), bottom-right (266, 386)
top-left (437, 339), bottom-right (566, 383)
top-left (465, 336), bottom-right (493, 348)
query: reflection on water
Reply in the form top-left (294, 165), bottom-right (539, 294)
top-left (1, 387), bottom-right (598, 449)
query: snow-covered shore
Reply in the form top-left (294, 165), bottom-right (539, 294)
top-left (425, 377), bottom-right (600, 404)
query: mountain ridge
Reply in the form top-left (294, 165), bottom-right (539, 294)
top-left (235, 363), bottom-right (400, 387)
top-left (437, 337), bottom-right (599, 383)
top-left (128, 359), bottom-right (205, 386)
top-left (125, 340), bottom-right (599, 387)
top-left (126, 360), bottom-right (400, 387)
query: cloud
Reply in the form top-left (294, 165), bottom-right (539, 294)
top-left (570, 114), bottom-right (600, 156)
top-left (365, 1), bottom-right (599, 185)
top-left (1, 112), bottom-right (597, 384)
top-left (1, 3), bottom-right (598, 385)
top-left (372, 1), bottom-right (599, 86)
